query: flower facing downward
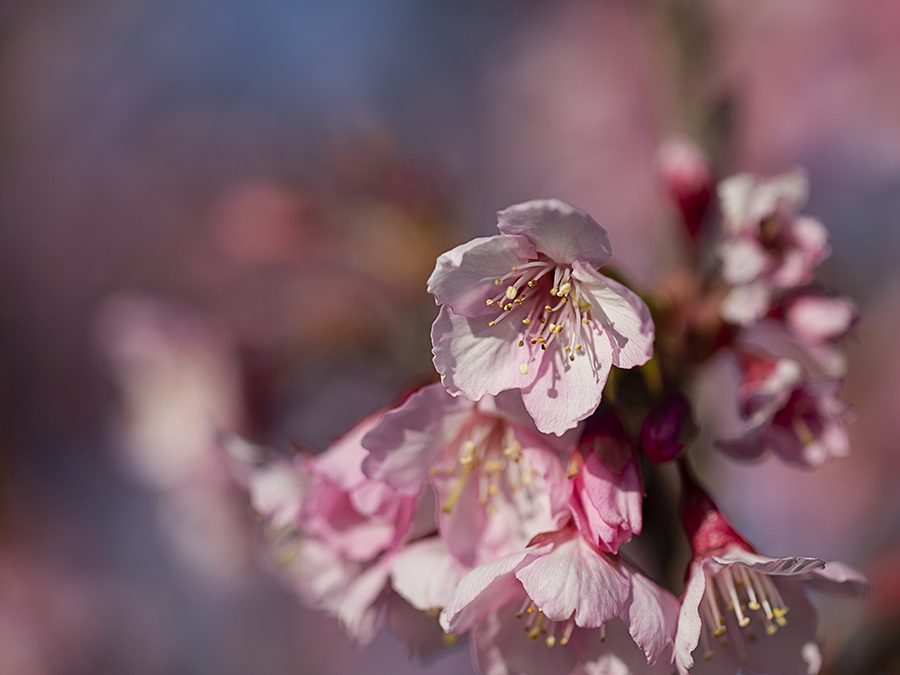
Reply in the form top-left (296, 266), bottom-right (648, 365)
top-left (362, 383), bottom-right (573, 566)
top-left (717, 171), bottom-right (830, 325)
top-left (675, 476), bottom-right (869, 675)
top-left (717, 351), bottom-right (850, 467)
top-left (440, 528), bottom-right (679, 675)
top-left (428, 199), bottom-right (655, 435)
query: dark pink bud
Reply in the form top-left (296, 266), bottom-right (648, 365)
top-left (679, 465), bottom-right (753, 559)
top-left (577, 407), bottom-right (636, 474)
top-left (640, 392), bottom-right (698, 463)
top-left (657, 138), bottom-right (713, 241)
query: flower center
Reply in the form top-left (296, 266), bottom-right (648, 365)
top-left (698, 565), bottom-right (790, 661)
top-left (515, 600), bottom-right (584, 648)
top-left (484, 261), bottom-right (598, 372)
top-left (430, 419), bottom-right (536, 514)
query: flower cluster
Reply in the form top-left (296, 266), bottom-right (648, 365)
top-left (225, 158), bottom-right (868, 674)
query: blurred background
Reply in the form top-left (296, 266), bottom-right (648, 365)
top-left (1, 0), bottom-right (899, 673)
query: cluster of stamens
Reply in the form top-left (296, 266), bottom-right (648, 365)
top-left (515, 600), bottom-right (585, 648)
top-left (699, 565), bottom-right (790, 661)
top-left (430, 420), bottom-right (536, 514)
top-left (484, 261), bottom-right (598, 373)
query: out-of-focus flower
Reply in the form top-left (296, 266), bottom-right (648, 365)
top-left (225, 414), bottom-right (466, 649)
top-left (440, 528), bottom-right (679, 673)
top-left (739, 288), bottom-right (859, 379)
top-left (675, 479), bottom-right (869, 675)
top-left (362, 383), bottom-right (573, 566)
top-left (568, 408), bottom-right (642, 553)
top-left (640, 392), bottom-right (699, 464)
top-left (716, 351), bottom-right (850, 467)
top-left (429, 199), bottom-right (654, 435)
top-left (717, 171), bottom-right (830, 325)
top-left (657, 138), bottom-right (714, 241)
top-left (96, 295), bottom-right (251, 587)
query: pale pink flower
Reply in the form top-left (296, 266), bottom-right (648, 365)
top-left (568, 408), bottom-right (643, 554)
top-left (717, 351), bottom-right (850, 467)
top-left (304, 412), bottom-right (417, 562)
top-left (362, 383), bottom-right (574, 566)
top-left (738, 289), bottom-right (858, 379)
top-left (717, 170), bottom-right (830, 325)
top-left (675, 487), bottom-right (869, 675)
top-left (428, 199), bottom-right (655, 435)
top-left (441, 528), bottom-right (679, 673)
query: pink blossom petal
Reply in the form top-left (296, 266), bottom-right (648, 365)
top-left (521, 345), bottom-right (610, 436)
top-left (720, 282), bottom-right (772, 325)
top-left (785, 294), bottom-right (857, 344)
top-left (248, 460), bottom-right (305, 529)
top-left (674, 563), bottom-right (707, 675)
top-left (389, 538), bottom-right (468, 612)
top-left (515, 535), bottom-right (630, 627)
top-left (440, 545), bottom-right (551, 634)
top-left (335, 561), bottom-right (392, 645)
top-left (575, 448), bottom-right (642, 554)
top-left (497, 199), bottom-right (612, 267)
top-left (311, 414), bottom-right (376, 489)
top-left (361, 383), bottom-right (474, 494)
top-left (718, 238), bottom-right (769, 285)
top-left (432, 306), bottom-right (540, 401)
top-left (578, 619), bottom-right (676, 675)
top-left (428, 234), bottom-right (537, 317)
top-left (712, 549), bottom-right (825, 577)
top-left (805, 561), bottom-right (871, 596)
top-left (572, 263), bottom-right (654, 369)
top-left (624, 571), bottom-right (679, 665)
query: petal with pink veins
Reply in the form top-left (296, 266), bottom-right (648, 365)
top-left (432, 306), bottom-right (541, 401)
top-left (515, 535), bottom-right (630, 627)
top-left (428, 234), bottom-right (537, 317)
top-left (497, 199), bottom-right (612, 267)
top-left (361, 383), bottom-right (474, 494)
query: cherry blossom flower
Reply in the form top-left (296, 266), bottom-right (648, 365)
top-left (717, 171), bottom-right (830, 325)
top-left (739, 288), bottom-right (858, 379)
top-left (362, 383), bottom-right (574, 566)
top-left (428, 199), bottom-right (655, 435)
top-left (440, 528), bottom-right (679, 673)
top-left (717, 351), bottom-right (851, 467)
top-left (224, 414), bottom-right (440, 646)
top-left (675, 481), bottom-right (869, 675)
top-left (568, 408), bottom-right (643, 554)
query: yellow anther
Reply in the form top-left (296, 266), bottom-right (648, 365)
top-left (511, 265), bottom-right (518, 272)
top-left (575, 344), bottom-right (583, 351)
top-left (504, 303), bottom-right (513, 311)
top-left (582, 317), bottom-right (590, 325)
top-left (494, 279), bottom-right (501, 285)
top-left (486, 298), bottom-right (495, 306)
top-left (765, 624), bottom-right (777, 636)
top-left (545, 304), bottom-right (553, 312)
top-left (545, 636), bottom-right (556, 647)
top-left (527, 280), bottom-right (536, 288)
top-left (505, 286), bottom-right (518, 300)
top-left (558, 282), bottom-right (572, 295)
top-left (548, 323), bottom-right (557, 332)
top-left (519, 363), bottom-right (529, 374)
top-left (522, 318), bottom-right (532, 325)
top-left (554, 325), bottom-right (564, 333)
top-left (518, 340), bottom-right (525, 347)
top-left (488, 320), bottom-right (497, 327)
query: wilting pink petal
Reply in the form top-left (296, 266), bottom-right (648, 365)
top-left (569, 410), bottom-right (642, 554)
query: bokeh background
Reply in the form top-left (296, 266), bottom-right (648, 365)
top-left (2, 1), bottom-right (899, 673)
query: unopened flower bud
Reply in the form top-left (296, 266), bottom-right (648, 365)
top-left (640, 392), bottom-right (698, 463)
top-left (657, 137), bottom-right (713, 241)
